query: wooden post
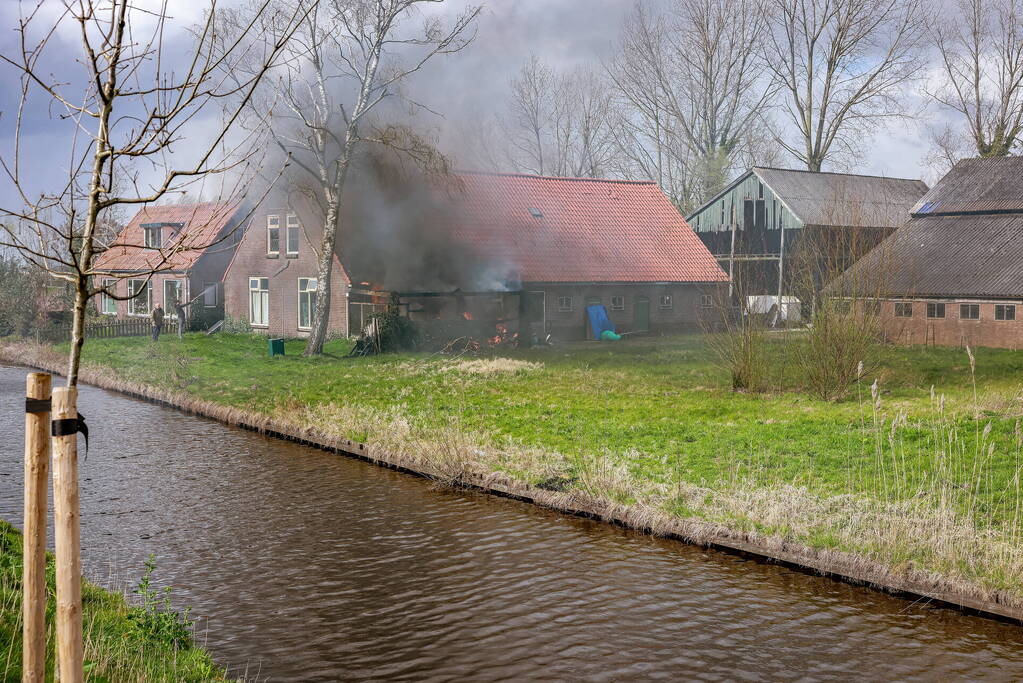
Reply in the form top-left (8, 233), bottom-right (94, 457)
top-left (22, 373), bottom-right (51, 683)
top-left (51, 387), bottom-right (83, 683)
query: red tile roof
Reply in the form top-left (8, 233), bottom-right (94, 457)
top-left (93, 202), bottom-right (242, 273)
top-left (444, 172), bottom-right (727, 284)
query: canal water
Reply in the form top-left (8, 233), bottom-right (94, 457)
top-left (2, 365), bottom-right (1023, 681)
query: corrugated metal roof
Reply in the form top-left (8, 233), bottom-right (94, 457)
top-left (832, 212), bottom-right (1023, 298)
top-left (444, 172), bottom-right (727, 284)
top-left (910, 156), bottom-right (1023, 215)
top-left (753, 167), bottom-right (927, 229)
top-left (94, 202), bottom-right (242, 272)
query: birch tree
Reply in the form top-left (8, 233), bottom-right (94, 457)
top-left (0, 0), bottom-right (309, 385)
top-left (228, 0), bottom-right (480, 356)
top-left (765, 0), bottom-right (925, 172)
top-left (928, 0), bottom-right (1023, 160)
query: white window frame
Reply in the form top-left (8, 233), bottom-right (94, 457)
top-left (700, 294), bottom-right (713, 308)
top-left (926, 302), bottom-right (945, 319)
top-left (101, 278), bottom-right (118, 315)
top-left (286, 213), bottom-right (300, 256)
top-left (266, 215), bottom-right (281, 255)
top-left (894, 302), bottom-right (912, 318)
top-left (143, 225), bottom-right (162, 249)
top-left (164, 279), bottom-right (183, 317)
top-left (557, 296), bottom-right (572, 312)
top-left (659, 294), bottom-right (673, 309)
top-left (995, 304), bottom-right (1016, 321)
top-left (960, 303), bottom-right (980, 320)
top-left (249, 277), bottom-right (270, 327)
top-left (127, 279), bottom-right (151, 316)
top-left (298, 277), bottom-right (317, 330)
top-left (610, 295), bottom-right (625, 311)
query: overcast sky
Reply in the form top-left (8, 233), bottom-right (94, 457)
top-left (0, 0), bottom-right (942, 213)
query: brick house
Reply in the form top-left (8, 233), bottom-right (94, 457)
top-left (223, 172), bottom-right (727, 340)
top-left (92, 202), bottom-right (246, 328)
top-left (832, 157), bottom-right (1023, 349)
top-left (222, 195), bottom-right (351, 338)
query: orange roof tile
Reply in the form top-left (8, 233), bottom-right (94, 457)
top-left (93, 201), bottom-right (242, 273)
top-left (444, 172), bottom-right (727, 284)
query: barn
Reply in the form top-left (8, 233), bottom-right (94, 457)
top-left (686, 167), bottom-right (928, 312)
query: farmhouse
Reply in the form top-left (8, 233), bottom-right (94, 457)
top-left (222, 171), bottom-right (728, 340)
top-left (834, 156), bottom-right (1023, 350)
top-left (686, 167), bottom-right (928, 309)
top-left (92, 202), bottom-right (246, 328)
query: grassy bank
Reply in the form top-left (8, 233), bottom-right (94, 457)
top-left (0, 520), bottom-right (227, 681)
top-left (8, 332), bottom-right (1023, 612)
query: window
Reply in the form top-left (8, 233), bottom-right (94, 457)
top-left (926, 302), bottom-right (945, 319)
top-left (298, 278), bottom-right (317, 330)
top-left (249, 278), bottom-right (269, 327)
top-left (996, 304), bottom-right (1016, 321)
top-left (659, 294), bottom-right (673, 309)
top-left (864, 300), bottom-right (881, 316)
top-left (100, 278), bottom-right (118, 315)
top-left (894, 302), bottom-right (912, 318)
top-left (960, 303), bottom-right (980, 320)
top-left (266, 215), bottom-right (280, 255)
top-left (127, 279), bottom-right (151, 316)
top-left (202, 281), bottom-right (218, 308)
top-left (143, 225), bottom-right (162, 249)
top-left (558, 296), bottom-right (573, 312)
top-left (701, 294), bottom-right (714, 308)
top-left (164, 280), bottom-right (182, 316)
top-left (611, 295), bottom-right (625, 311)
top-left (286, 213), bottom-right (300, 255)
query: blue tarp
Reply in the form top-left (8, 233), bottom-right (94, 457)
top-left (586, 304), bottom-right (616, 340)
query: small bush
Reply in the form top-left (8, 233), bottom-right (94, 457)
top-left (366, 308), bottom-right (420, 352)
top-left (800, 299), bottom-right (880, 400)
top-left (126, 555), bottom-right (194, 649)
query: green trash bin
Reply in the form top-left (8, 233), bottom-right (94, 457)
top-left (268, 338), bottom-right (285, 357)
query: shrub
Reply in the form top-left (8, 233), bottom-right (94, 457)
top-left (366, 308), bottom-right (420, 352)
top-left (800, 299), bottom-right (880, 400)
top-left (126, 555), bottom-right (194, 649)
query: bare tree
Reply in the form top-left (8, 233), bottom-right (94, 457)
top-left (928, 0), bottom-right (1023, 161)
top-left (502, 56), bottom-right (619, 178)
top-left (765, 0), bottom-right (925, 172)
top-left (228, 0), bottom-right (480, 356)
top-left (0, 0), bottom-right (308, 385)
top-left (608, 0), bottom-right (773, 207)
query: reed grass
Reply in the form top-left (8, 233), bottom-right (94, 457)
top-left (4, 333), bottom-right (1023, 614)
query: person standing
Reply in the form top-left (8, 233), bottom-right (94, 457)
top-left (151, 303), bottom-right (164, 342)
top-left (173, 297), bottom-right (190, 339)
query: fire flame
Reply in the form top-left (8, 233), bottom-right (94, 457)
top-left (462, 311), bottom-right (474, 320)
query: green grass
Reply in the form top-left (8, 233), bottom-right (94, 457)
top-left (0, 520), bottom-right (227, 682)
top-left (32, 332), bottom-right (1023, 602)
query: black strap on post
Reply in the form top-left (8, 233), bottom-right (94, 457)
top-left (52, 412), bottom-right (89, 458)
top-left (25, 398), bottom-right (51, 413)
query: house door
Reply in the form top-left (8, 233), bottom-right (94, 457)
top-left (634, 296), bottom-right (650, 333)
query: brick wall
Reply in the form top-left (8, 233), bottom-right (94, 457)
top-left (95, 272), bottom-right (195, 322)
top-left (223, 206), bottom-right (349, 338)
top-left (878, 298), bottom-right (1023, 350)
top-left (534, 283), bottom-right (721, 340)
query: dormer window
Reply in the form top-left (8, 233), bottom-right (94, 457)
top-left (142, 224), bottom-right (163, 249)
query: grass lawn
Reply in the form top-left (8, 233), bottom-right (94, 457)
top-left (0, 520), bottom-right (226, 682)
top-left (27, 332), bottom-right (1023, 603)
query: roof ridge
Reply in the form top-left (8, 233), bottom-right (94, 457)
top-left (754, 166), bottom-right (925, 183)
top-left (455, 169), bottom-right (657, 186)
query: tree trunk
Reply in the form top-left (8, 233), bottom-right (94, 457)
top-left (66, 281), bottom-right (89, 386)
top-left (303, 201), bottom-right (341, 356)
